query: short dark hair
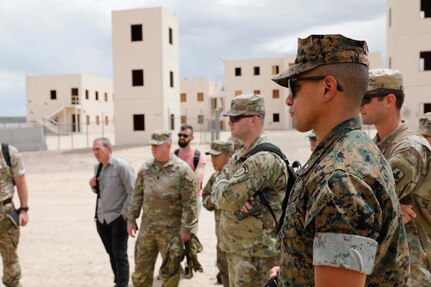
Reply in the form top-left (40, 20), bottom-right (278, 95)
top-left (375, 88), bottom-right (405, 110)
top-left (180, 125), bottom-right (194, 135)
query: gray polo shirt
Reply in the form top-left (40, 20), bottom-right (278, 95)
top-left (94, 156), bottom-right (135, 224)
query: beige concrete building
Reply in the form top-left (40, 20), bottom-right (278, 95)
top-left (180, 78), bottom-right (224, 131)
top-left (112, 7), bottom-right (180, 145)
top-left (26, 74), bottom-right (114, 135)
top-left (388, 0), bottom-right (431, 128)
top-left (223, 52), bottom-right (382, 130)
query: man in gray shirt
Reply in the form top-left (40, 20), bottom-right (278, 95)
top-left (89, 137), bottom-right (135, 287)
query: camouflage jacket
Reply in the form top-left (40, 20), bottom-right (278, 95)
top-left (0, 144), bottom-right (25, 201)
top-left (217, 134), bottom-right (288, 258)
top-left (375, 123), bottom-right (431, 284)
top-left (279, 117), bottom-right (411, 286)
top-left (202, 171), bottom-right (219, 212)
top-left (128, 155), bottom-right (198, 234)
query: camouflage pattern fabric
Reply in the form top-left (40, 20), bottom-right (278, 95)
top-left (226, 253), bottom-right (279, 287)
top-left (222, 94), bottom-right (265, 116)
top-left (419, 112), bottom-right (431, 137)
top-left (159, 235), bottom-right (184, 280)
top-left (128, 155), bottom-right (198, 287)
top-left (0, 144), bottom-right (24, 287)
top-left (216, 135), bottom-right (288, 286)
top-left (202, 172), bottom-right (229, 287)
top-left (279, 117), bottom-right (411, 286)
top-left (272, 34), bottom-right (369, 87)
top-left (374, 123), bottom-right (431, 285)
top-left (367, 68), bottom-right (404, 91)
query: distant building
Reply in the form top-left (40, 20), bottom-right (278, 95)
top-left (223, 52), bottom-right (382, 130)
top-left (180, 78), bottom-right (225, 131)
top-left (112, 7), bottom-right (180, 145)
top-left (26, 74), bottom-right (114, 135)
top-left (388, 0), bottom-right (431, 128)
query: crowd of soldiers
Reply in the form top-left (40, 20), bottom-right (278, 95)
top-left (1, 33), bottom-right (431, 287)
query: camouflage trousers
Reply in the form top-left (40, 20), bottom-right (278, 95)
top-left (0, 205), bottom-right (21, 287)
top-left (226, 253), bottom-right (278, 287)
top-left (132, 230), bottom-right (181, 287)
top-left (215, 210), bottom-right (228, 287)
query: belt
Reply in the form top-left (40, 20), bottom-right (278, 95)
top-left (0, 198), bottom-right (12, 206)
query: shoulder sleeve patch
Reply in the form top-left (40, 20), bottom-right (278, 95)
top-left (233, 163), bottom-right (248, 178)
top-left (392, 167), bottom-right (405, 183)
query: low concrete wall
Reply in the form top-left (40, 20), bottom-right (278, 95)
top-left (0, 127), bottom-right (47, 151)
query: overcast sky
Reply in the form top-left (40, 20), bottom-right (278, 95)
top-left (0, 0), bottom-right (387, 116)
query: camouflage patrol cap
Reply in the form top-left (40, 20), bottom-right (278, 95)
top-left (205, 140), bottom-right (234, 155)
top-left (222, 94), bottom-right (265, 116)
top-left (368, 68), bottom-right (404, 91)
top-left (149, 130), bottom-right (172, 145)
top-left (419, 112), bottom-right (431, 136)
top-left (272, 34), bottom-right (369, 87)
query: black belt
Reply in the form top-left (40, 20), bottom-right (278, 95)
top-left (0, 198), bottom-right (12, 205)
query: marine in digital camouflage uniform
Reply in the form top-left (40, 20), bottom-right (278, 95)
top-left (272, 34), bottom-right (410, 286)
top-left (212, 94), bottom-right (289, 287)
top-left (419, 112), bottom-right (431, 145)
top-left (202, 140), bottom-right (234, 287)
top-left (0, 144), bottom-right (29, 287)
top-left (361, 68), bottom-right (431, 285)
top-left (127, 131), bottom-right (198, 287)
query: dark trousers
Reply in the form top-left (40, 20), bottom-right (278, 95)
top-left (96, 216), bottom-right (129, 287)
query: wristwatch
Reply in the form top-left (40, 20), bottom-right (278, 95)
top-left (17, 207), bottom-right (29, 213)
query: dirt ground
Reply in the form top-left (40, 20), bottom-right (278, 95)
top-left (3, 129), bottom-right (321, 287)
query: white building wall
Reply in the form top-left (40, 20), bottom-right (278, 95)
top-left (387, 0), bottom-right (431, 128)
top-left (26, 74), bottom-right (114, 135)
top-left (112, 8), bottom-right (180, 145)
top-left (180, 78), bottom-right (223, 130)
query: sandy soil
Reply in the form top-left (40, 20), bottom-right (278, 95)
top-left (2, 130), bottom-right (317, 287)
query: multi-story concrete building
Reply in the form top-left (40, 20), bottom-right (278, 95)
top-left (26, 74), bottom-right (114, 135)
top-left (388, 0), bottom-right (431, 128)
top-left (112, 7), bottom-right (180, 145)
top-left (179, 78), bottom-right (224, 132)
top-left (223, 52), bottom-right (382, 130)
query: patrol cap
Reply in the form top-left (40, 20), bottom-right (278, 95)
top-left (205, 140), bottom-right (234, 155)
top-left (222, 94), bottom-right (265, 116)
top-left (149, 130), bottom-right (172, 145)
top-left (272, 34), bottom-right (369, 88)
top-left (367, 68), bottom-right (404, 91)
top-left (419, 112), bottom-right (431, 136)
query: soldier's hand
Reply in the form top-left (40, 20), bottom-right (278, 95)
top-left (180, 231), bottom-right (191, 242)
top-left (400, 204), bottom-right (416, 224)
top-left (19, 211), bottom-right (29, 226)
top-left (128, 223), bottom-right (137, 237)
top-left (89, 177), bottom-right (97, 188)
top-left (240, 196), bottom-right (254, 213)
top-left (269, 266), bottom-right (280, 279)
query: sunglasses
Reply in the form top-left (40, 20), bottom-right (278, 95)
top-left (177, 133), bottom-right (190, 139)
top-left (288, 76), bottom-right (344, 98)
top-left (229, 114), bottom-right (260, 123)
top-left (361, 93), bottom-right (388, 105)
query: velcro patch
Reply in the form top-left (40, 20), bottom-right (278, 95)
top-left (392, 167), bottom-right (405, 183)
top-left (233, 164), bottom-right (249, 178)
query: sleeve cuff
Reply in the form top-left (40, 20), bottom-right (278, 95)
top-left (313, 232), bottom-right (378, 275)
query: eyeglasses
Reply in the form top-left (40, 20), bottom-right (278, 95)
top-left (288, 76), bottom-right (344, 98)
top-left (229, 114), bottom-right (260, 123)
top-left (177, 133), bottom-right (190, 139)
top-left (361, 93), bottom-right (388, 105)
top-left (308, 137), bottom-right (317, 142)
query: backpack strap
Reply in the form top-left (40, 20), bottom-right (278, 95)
top-left (193, 150), bottom-right (201, 170)
top-left (1, 143), bottom-right (11, 168)
top-left (174, 149), bottom-right (179, 156)
top-left (94, 163), bottom-right (103, 220)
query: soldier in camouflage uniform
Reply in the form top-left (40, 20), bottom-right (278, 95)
top-left (270, 34), bottom-right (411, 286)
top-left (202, 140), bottom-right (234, 287)
top-left (419, 112), bottom-right (431, 145)
top-left (127, 131), bottom-right (198, 287)
top-left (0, 143), bottom-right (29, 287)
top-left (212, 94), bottom-right (289, 287)
top-left (361, 68), bottom-right (431, 285)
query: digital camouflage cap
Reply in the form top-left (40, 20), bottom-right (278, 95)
top-left (419, 112), bottom-right (431, 136)
top-left (368, 69), bottom-right (404, 91)
top-left (222, 94), bottom-right (265, 116)
top-left (149, 130), bottom-right (172, 145)
top-left (272, 34), bottom-right (369, 88)
top-left (205, 140), bottom-right (234, 155)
